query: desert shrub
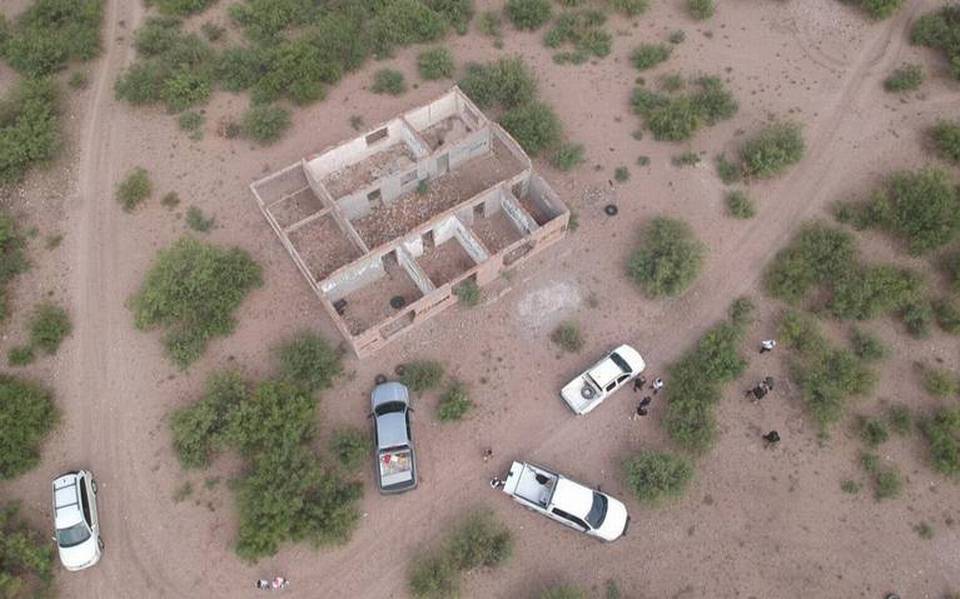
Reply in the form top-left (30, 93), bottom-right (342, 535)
top-left (185, 206), bottom-right (214, 232)
top-left (274, 331), bottom-right (342, 392)
top-left (426, 0), bottom-right (475, 35)
top-left (614, 166), bottom-right (630, 182)
top-left (0, 78), bottom-right (61, 185)
top-left (241, 104), bottom-right (291, 145)
top-left (715, 153), bottom-right (742, 184)
top-left (458, 56), bottom-right (537, 109)
top-left (178, 110), bottom-right (205, 134)
top-left (330, 427), bottom-right (367, 472)
top-left (608, 0), bottom-right (648, 15)
top-left (368, 0), bottom-right (448, 58)
top-left (400, 360), bottom-right (445, 393)
top-left (446, 509), bottom-right (513, 569)
top-left (922, 406), bottom-right (960, 477)
top-left (778, 310), bottom-right (827, 355)
top-left (689, 76), bottom-right (738, 124)
top-left (849, 327), bottom-right (886, 361)
top-left (477, 9), bottom-right (502, 39)
top-left (672, 151), bottom-right (700, 166)
top-left (227, 380), bottom-right (318, 455)
top-left (829, 264), bottom-right (922, 320)
top-left (924, 367), bottom-right (959, 398)
top-left (371, 68), bottom-right (407, 95)
top-left (856, 0), bottom-right (904, 19)
top-left (131, 237), bottom-right (262, 367)
top-left (116, 167), bottom-right (152, 211)
top-left (630, 87), bottom-right (669, 114)
top-left (8, 346), bottom-right (35, 367)
top-left (149, 0), bottom-right (216, 16)
top-left (551, 321), bottom-right (584, 353)
top-left (622, 451), bottom-right (694, 504)
top-left (934, 298), bottom-right (960, 334)
top-left (763, 222), bottom-right (855, 303)
top-left (29, 303), bottom-right (71, 354)
top-left (201, 22), bottom-right (226, 41)
top-left (551, 142), bottom-right (585, 171)
top-left (726, 190), bottom-right (754, 219)
top-left (417, 47), bottom-right (455, 79)
top-left (0, 210), bottom-right (29, 322)
top-left (858, 416), bottom-right (889, 447)
top-left (505, 0), bottom-right (552, 30)
top-left (68, 70), bottom-right (90, 89)
top-left (631, 43), bottom-right (671, 70)
top-left (544, 10), bottom-right (611, 61)
top-left (628, 217), bottom-right (705, 297)
top-left (932, 120), bottom-right (960, 163)
top-left (171, 370), bottom-right (248, 468)
top-left (214, 46), bottom-right (266, 92)
top-left (887, 404), bottom-right (912, 435)
top-left (883, 63), bottom-right (924, 92)
top-left (0, 375), bottom-right (57, 480)
top-left (0, 502), bottom-right (55, 598)
top-left (500, 101), bottom-right (562, 156)
top-left (632, 77), bottom-right (735, 141)
top-left (739, 122), bottom-right (805, 178)
top-left (902, 299), bottom-right (934, 338)
top-left (409, 552), bottom-right (458, 598)
top-left (453, 279), bottom-right (481, 306)
top-left (840, 479), bottom-right (861, 494)
top-left (3, 0), bottom-right (104, 77)
top-left (687, 0), bottom-right (714, 20)
top-left (541, 587), bottom-right (586, 599)
top-left (912, 6), bottom-right (960, 77)
top-left (660, 73), bottom-right (685, 92)
top-left (914, 521), bottom-right (934, 539)
top-left (873, 464), bottom-right (903, 499)
top-left (434, 382), bottom-right (472, 421)
top-left (728, 296), bottom-right (755, 327)
top-left (942, 250), bottom-right (960, 292)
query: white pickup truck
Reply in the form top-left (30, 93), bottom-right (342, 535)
top-left (560, 344), bottom-right (645, 415)
top-left (498, 461), bottom-right (629, 542)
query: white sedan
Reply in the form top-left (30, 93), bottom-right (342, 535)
top-left (52, 470), bottom-right (103, 571)
top-left (560, 344), bottom-right (645, 415)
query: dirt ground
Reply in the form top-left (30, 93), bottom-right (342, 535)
top-left (1, 0), bottom-right (959, 598)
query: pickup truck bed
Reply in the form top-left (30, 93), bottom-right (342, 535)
top-left (379, 448), bottom-right (413, 487)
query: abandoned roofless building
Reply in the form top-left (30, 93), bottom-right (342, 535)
top-left (251, 87), bottom-right (569, 357)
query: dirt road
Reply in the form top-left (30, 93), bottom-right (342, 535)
top-left (1, 0), bottom-right (958, 597)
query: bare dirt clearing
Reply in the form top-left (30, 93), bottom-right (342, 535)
top-left (1, 0), bottom-right (959, 598)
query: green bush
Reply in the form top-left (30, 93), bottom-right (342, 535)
top-left (29, 303), bottom-right (71, 354)
top-left (935, 298), bottom-right (960, 334)
top-left (778, 310), bottom-right (827, 355)
top-left (689, 76), bottom-right (738, 124)
top-left (873, 464), bottom-right (903, 499)
top-left (116, 167), bottom-right (152, 211)
top-left (201, 22), bottom-right (226, 41)
top-left (622, 451), bottom-right (694, 504)
top-left (0, 78), bottom-right (61, 185)
top-left (241, 104), bottom-right (291, 145)
top-left (68, 70), bottom-right (90, 89)
top-left (883, 64), bottom-right (924, 92)
top-left (858, 416), bottom-right (889, 447)
top-left (541, 587), bottom-right (586, 599)
top-left (902, 299), bottom-right (934, 338)
top-left (171, 370), bottom-right (248, 468)
top-left (924, 367), bottom-right (959, 398)
top-left (131, 237), bottom-right (262, 367)
top-left (330, 427), bottom-right (367, 472)
top-left (453, 279), bottom-right (481, 306)
top-left (227, 380), bottom-right (317, 455)
top-left (739, 122), bottom-right (805, 178)
top-left (728, 296), bottom-right (755, 327)
top-left (849, 327), bottom-right (886, 361)
top-left (368, 0), bottom-right (448, 58)
top-left (505, 0), bottom-right (552, 30)
top-left (932, 119), bottom-right (960, 163)
top-left (477, 10), bottom-right (502, 38)
top-left (371, 68), bottom-right (406, 95)
top-left (148, 0), bottom-right (216, 16)
top-left (0, 502), bottom-right (55, 598)
top-left (608, 0), bottom-right (649, 15)
top-left (672, 151), bottom-right (700, 167)
top-left (857, 0), bottom-right (904, 19)
top-left (942, 250), bottom-right (960, 292)
top-left (628, 217), bottom-right (705, 298)
top-left (8, 346), bottom-right (35, 367)
top-left (687, 0), bottom-right (715, 20)
top-left (551, 142), bottom-right (585, 171)
top-left (274, 331), bottom-right (342, 392)
top-left (418, 47), bottom-right (455, 79)
top-left (923, 406), bottom-right (960, 477)
top-left (185, 206), bottom-right (215, 232)
top-left (887, 404), bottom-right (912, 436)
top-left (545, 10), bottom-right (611, 60)
top-left (631, 43), bottom-right (671, 70)
top-left (459, 57), bottom-right (537, 109)
top-left (3, 0), bottom-right (104, 77)
top-left (0, 210), bottom-right (29, 322)
top-left (829, 264), bottom-right (922, 320)
top-left (437, 381), bottom-right (473, 422)
top-left (551, 321), bottom-right (584, 353)
top-left (409, 552), bottom-right (458, 598)
top-left (500, 101), bottom-right (562, 157)
top-left (178, 111), bottom-right (205, 136)
top-left (840, 479), bottom-right (861, 494)
top-left (400, 360), bottom-right (445, 393)
top-left (763, 222), bottom-right (855, 303)
top-left (614, 166), bottom-right (630, 182)
top-left (726, 190), bottom-right (754, 219)
top-left (0, 375), bottom-right (57, 480)
top-left (632, 77), bottom-right (736, 141)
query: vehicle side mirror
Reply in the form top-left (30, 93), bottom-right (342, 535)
top-left (51, 536), bottom-right (57, 543)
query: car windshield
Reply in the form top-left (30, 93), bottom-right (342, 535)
top-left (585, 492), bottom-right (608, 529)
top-left (610, 352), bottom-right (631, 374)
top-left (56, 522), bottom-right (91, 548)
top-left (375, 400), bottom-right (406, 416)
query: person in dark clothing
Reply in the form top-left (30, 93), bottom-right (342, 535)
top-left (763, 430), bottom-right (781, 444)
top-left (633, 375), bottom-right (647, 392)
top-left (631, 396), bottom-right (653, 420)
top-left (764, 376), bottom-right (775, 389)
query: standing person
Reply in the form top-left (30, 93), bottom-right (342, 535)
top-left (631, 397), bottom-right (652, 420)
top-left (482, 448), bottom-right (494, 463)
top-left (762, 430), bottom-right (780, 445)
top-left (272, 577), bottom-right (288, 590)
top-left (256, 579), bottom-right (271, 590)
top-left (652, 377), bottom-right (664, 394)
top-left (633, 374), bottom-right (647, 392)
top-left (760, 339), bottom-right (777, 354)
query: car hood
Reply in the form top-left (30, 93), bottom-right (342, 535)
top-left (594, 495), bottom-right (629, 542)
top-left (58, 537), bottom-right (100, 571)
top-left (612, 345), bottom-right (645, 375)
top-left (376, 411), bottom-right (409, 449)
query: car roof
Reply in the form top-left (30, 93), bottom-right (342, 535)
top-left (371, 382), bottom-right (409, 410)
top-left (550, 478), bottom-right (594, 518)
top-left (376, 411), bottom-right (409, 449)
top-left (612, 344), bottom-right (644, 372)
top-left (587, 357), bottom-right (628, 388)
top-left (52, 473), bottom-right (83, 528)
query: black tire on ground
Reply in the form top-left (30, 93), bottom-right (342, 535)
top-left (91, 480), bottom-right (98, 494)
top-left (374, 374), bottom-right (387, 385)
top-left (604, 204), bottom-right (618, 216)
top-left (98, 537), bottom-right (104, 550)
top-left (395, 364), bottom-right (406, 376)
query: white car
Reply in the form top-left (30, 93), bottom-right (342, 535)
top-left (499, 461), bottom-right (629, 542)
top-left (52, 470), bottom-right (102, 571)
top-left (560, 344), bottom-right (645, 415)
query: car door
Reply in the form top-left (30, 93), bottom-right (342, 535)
top-left (78, 476), bottom-right (93, 533)
top-left (550, 507), bottom-right (589, 533)
top-left (85, 476), bottom-right (99, 534)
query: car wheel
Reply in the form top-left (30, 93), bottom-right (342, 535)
top-left (580, 385), bottom-right (596, 400)
top-left (91, 480), bottom-right (98, 494)
top-left (98, 537), bottom-right (104, 550)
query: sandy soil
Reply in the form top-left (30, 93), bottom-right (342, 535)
top-left (1, 0), bottom-right (959, 598)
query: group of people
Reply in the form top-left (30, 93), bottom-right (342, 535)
top-left (256, 577), bottom-right (288, 591)
top-left (629, 375), bottom-right (662, 419)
